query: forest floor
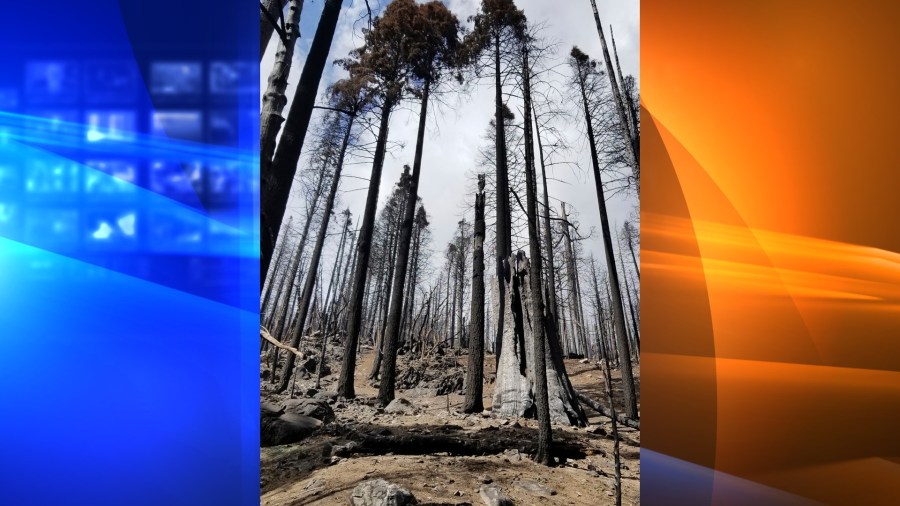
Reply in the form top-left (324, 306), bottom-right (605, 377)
top-left (260, 344), bottom-right (640, 505)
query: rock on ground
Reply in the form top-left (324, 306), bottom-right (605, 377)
top-left (260, 412), bottom-right (322, 447)
top-left (350, 479), bottom-right (417, 506)
top-left (384, 398), bottom-right (418, 415)
top-left (512, 479), bottom-right (556, 498)
top-left (478, 485), bottom-right (513, 506)
top-left (283, 398), bottom-right (336, 423)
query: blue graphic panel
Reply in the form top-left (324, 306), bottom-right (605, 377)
top-left (0, 1), bottom-right (259, 504)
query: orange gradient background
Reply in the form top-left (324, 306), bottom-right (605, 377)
top-left (642, 1), bottom-right (900, 504)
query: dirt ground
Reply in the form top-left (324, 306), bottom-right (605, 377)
top-left (261, 347), bottom-right (640, 505)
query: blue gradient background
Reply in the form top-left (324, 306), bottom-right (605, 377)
top-left (0, 1), bottom-right (259, 505)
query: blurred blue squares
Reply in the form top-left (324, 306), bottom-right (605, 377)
top-left (0, 89), bottom-right (19, 110)
top-left (147, 210), bottom-right (206, 253)
top-left (151, 62), bottom-right (202, 97)
top-left (24, 61), bottom-right (79, 103)
top-left (24, 208), bottom-right (80, 250)
top-left (25, 160), bottom-right (80, 199)
top-left (84, 60), bottom-right (138, 104)
top-left (151, 110), bottom-right (203, 142)
top-left (210, 61), bottom-right (255, 95)
top-left (150, 160), bottom-right (204, 199)
top-left (85, 109), bottom-right (137, 142)
top-left (0, 164), bottom-right (21, 197)
top-left (84, 160), bottom-right (138, 197)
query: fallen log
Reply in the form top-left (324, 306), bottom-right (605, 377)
top-left (575, 391), bottom-right (640, 430)
top-left (332, 425), bottom-right (587, 460)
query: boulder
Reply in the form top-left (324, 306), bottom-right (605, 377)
top-left (283, 398), bottom-right (335, 423)
top-left (512, 480), bottom-right (556, 498)
top-left (384, 398), bottom-right (418, 415)
top-left (478, 485), bottom-right (513, 506)
top-left (260, 411), bottom-right (321, 447)
top-left (315, 390), bottom-right (340, 403)
top-left (350, 479), bottom-right (417, 506)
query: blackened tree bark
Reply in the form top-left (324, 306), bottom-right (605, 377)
top-left (520, 41), bottom-right (552, 465)
top-left (315, 210), bottom-right (352, 389)
top-left (378, 80), bottom-right (432, 405)
top-left (260, 0), bottom-right (302, 186)
top-left (571, 47), bottom-right (638, 419)
top-left (586, 0), bottom-right (639, 188)
top-left (463, 174), bottom-right (486, 413)
top-left (260, 0), bottom-right (290, 61)
top-left (277, 111), bottom-right (354, 392)
top-left (261, 0), bottom-right (343, 291)
top-left (623, 220), bottom-right (639, 280)
top-left (337, 98), bottom-right (396, 398)
top-left (369, 172), bottom-right (407, 382)
top-left (611, 25), bottom-right (639, 164)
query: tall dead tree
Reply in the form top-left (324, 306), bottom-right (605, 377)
top-left (277, 78), bottom-right (366, 393)
top-left (520, 36), bottom-right (552, 464)
top-left (622, 220), bottom-right (639, 280)
top-left (260, 0), bottom-right (291, 61)
top-left (370, 170), bottom-right (409, 383)
top-left (585, 0), bottom-right (639, 189)
top-left (560, 203), bottom-right (587, 357)
top-left (616, 230), bottom-right (640, 355)
top-left (260, 0), bottom-right (302, 190)
top-left (377, 1), bottom-right (461, 405)
top-left (570, 46), bottom-right (638, 419)
top-left (315, 210), bottom-right (353, 388)
top-left (610, 25), bottom-right (639, 163)
top-left (261, 0), bottom-right (344, 290)
top-left (337, 0), bottom-right (420, 399)
top-left (464, 175), bottom-right (487, 413)
top-left (466, 0), bottom-right (526, 365)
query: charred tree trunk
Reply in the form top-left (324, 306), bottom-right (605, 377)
top-left (464, 175), bottom-right (487, 413)
top-left (533, 101), bottom-right (561, 338)
top-left (520, 43), bottom-right (553, 465)
top-left (493, 33), bottom-right (512, 367)
top-left (560, 203), bottom-right (587, 357)
top-left (260, 0), bottom-right (302, 187)
top-left (599, 341), bottom-right (623, 506)
top-left (315, 211), bottom-right (352, 389)
top-left (617, 235), bottom-right (640, 356)
top-left (449, 254), bottom-right (458, 349)
top-left (261, 0), bottom-right (343, 290)
top-left (586, 0), bottom-right (639, 188)
top-left (337, 98), bottom-right (396, 399)
top-left (576, 61), bottom-right (639, 420)
top-left (455, 222), bottom-right (466, 352)
top-left (277, 113), bottom-right (354, 393)
top-left (260, 0), bottom-right (290, 61)
top-left (611, 25), bottom-right (640, 164)
top-left (370, 178), bottom-right (406, 383)
top-left (378, 82), bottom-right (431, 405)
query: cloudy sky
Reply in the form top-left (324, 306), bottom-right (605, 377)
top-left (262, 0), bottom-right (639, 282)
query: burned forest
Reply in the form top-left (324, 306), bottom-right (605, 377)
top-left (259, 0), bottom-right (640, 504)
